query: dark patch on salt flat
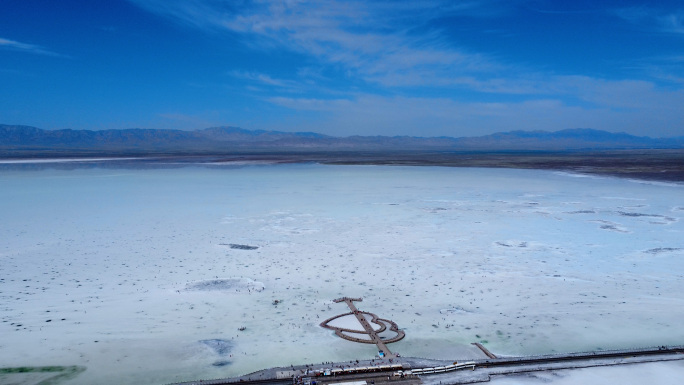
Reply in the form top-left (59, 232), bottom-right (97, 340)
top-left (200, 339), bottom-right (233, 356)
top-left (616, 212), bottom-right (676, 223)
top-left (212, 360), bottom-right (231, 367)
top-left (644, 247), bottom-right (682, 255)
top-left (591, 220), bottom-right (629, 233)
top-left (496, 241), bottom-right (527, 248)
top-left (618, 211), bottom-right (661, 218)
top-left (221, 243), bottom-right (259, 250)
top-left (186, 278), bottom-right (264, 292)
top-left (600, 224), bottom-right (629, 233)
top-left (424, 207), bottom-right (448, 213)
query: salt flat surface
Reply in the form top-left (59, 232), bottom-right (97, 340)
top-left (326, 314), bottom-right (381, 332)
top-left (1, 164), bottom-right (683, 384)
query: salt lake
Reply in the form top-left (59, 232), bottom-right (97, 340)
top-left (1, 163), bottom-right (683, 384)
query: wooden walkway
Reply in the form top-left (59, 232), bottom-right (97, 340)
top-left (340, 297), bottom-right (395, 358)
top-left (471, 342), bottom-right (497, 359)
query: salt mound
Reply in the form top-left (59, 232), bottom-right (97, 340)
top-left (186, 278), bottom-right (264, 293)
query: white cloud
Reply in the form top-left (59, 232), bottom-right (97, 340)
top-left (470, 75), bottom-right (683, 110)
top-left (659, 11), bottom-right (684, 34)
top-left (265, 93), bottom-right (684, 138)
top-left (0, 37), bottom-right (64, 57)
top-left (129, 0), bottom-right (500, 87)
top-left (128, 1), bottom-right (684, 137)
top-left (228, 70), bottom-right (311, 92)
top-left (614, 6), bottom-right (684, 35)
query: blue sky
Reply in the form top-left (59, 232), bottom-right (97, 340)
top-left (1, 0), bottom-right (683, 137)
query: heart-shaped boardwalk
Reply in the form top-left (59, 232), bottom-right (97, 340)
top-left (320, 297), bottom-right (405, 358)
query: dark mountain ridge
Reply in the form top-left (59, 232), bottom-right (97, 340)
top-left (1, 124), bottom-right (683, 155)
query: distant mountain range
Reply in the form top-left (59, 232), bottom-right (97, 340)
top-left (1, 124), bottom-right (683, 154)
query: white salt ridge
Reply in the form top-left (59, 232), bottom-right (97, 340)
top-left (626, 179), bottom-right (683, 188)
top-left (0, 164), bottom-right (682, 385)
top-left (552, 171), bottom-right (605, 179)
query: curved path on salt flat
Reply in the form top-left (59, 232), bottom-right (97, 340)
top-left (320, 297), bottom-right (405, 358)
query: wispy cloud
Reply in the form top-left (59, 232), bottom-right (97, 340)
top-left (229, 70), bottom-right (303, 90)
top-left (265, 94), bottom-right (607, 136)
top-left (127, 0), bottom-right (684, 137)
top-left (660, 11), bottom-right (684, 34)
top-left (0, 37), bottom-right (65, 57)
top-left (265, 90), bottom-right (684, 137)
top-left (129, 0), bottom-right (501, 87)
top-left (462, 75), bottom-right (679, 109)
top-left (364, 72), bottom-right (684, 110)
top-left (614, 6), bottom-right (684, 35)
